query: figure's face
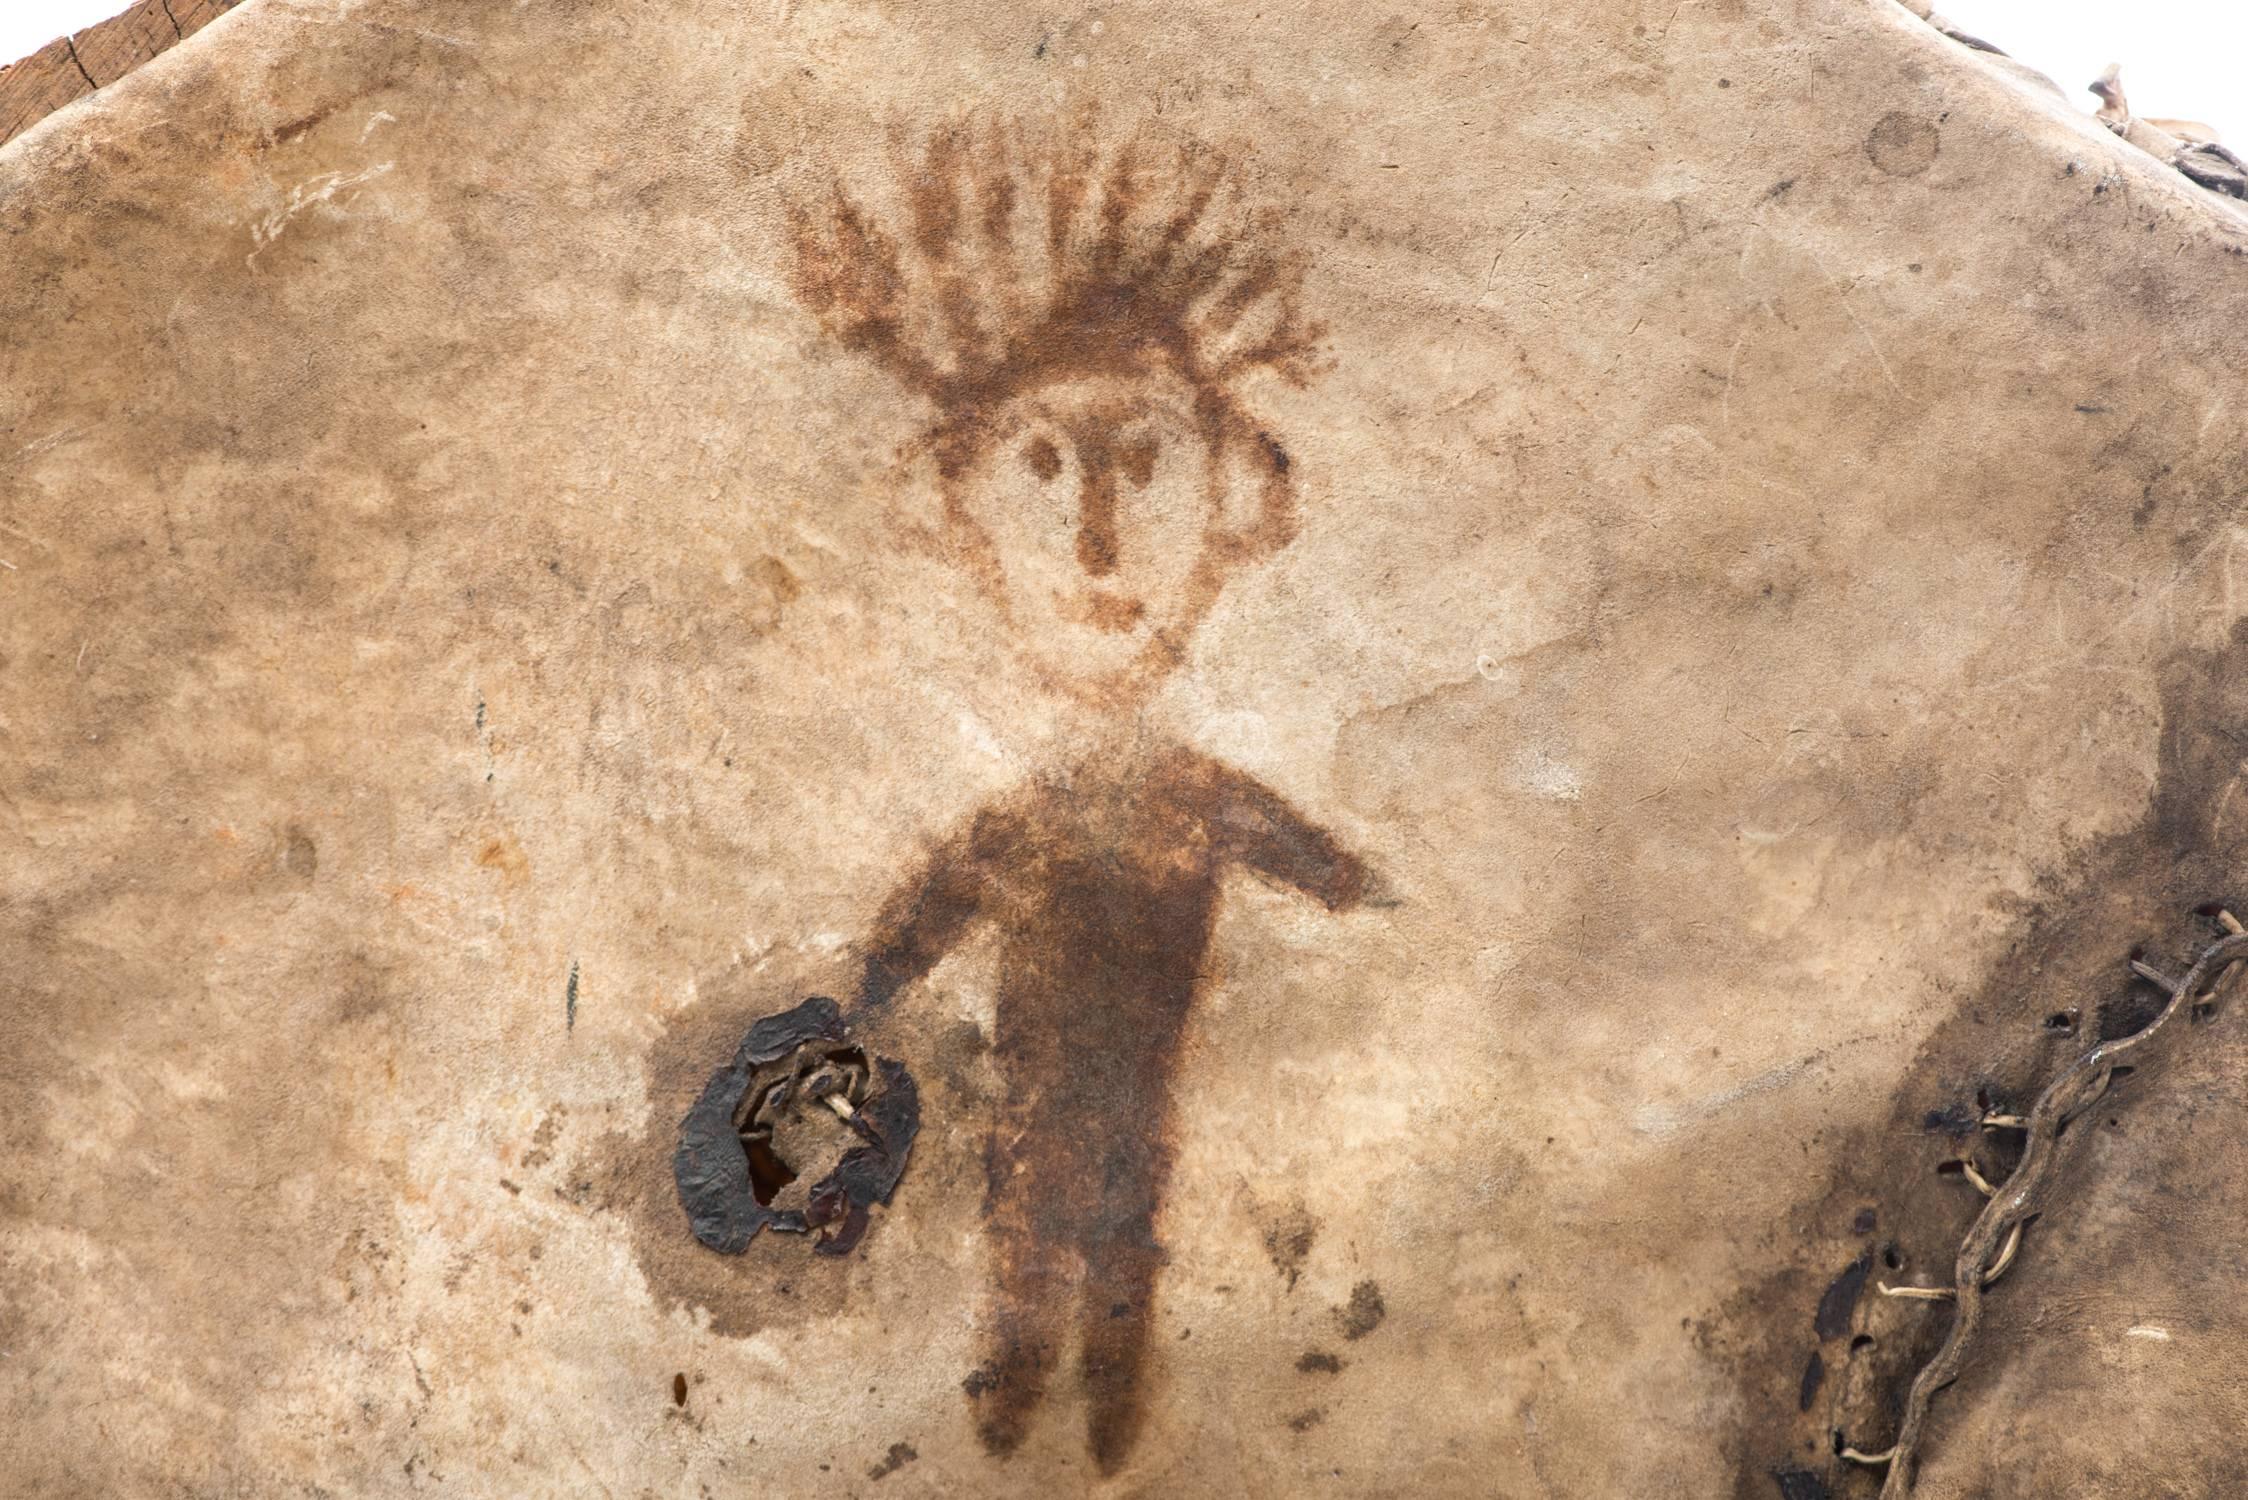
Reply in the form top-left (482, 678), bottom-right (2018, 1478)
top-left (946, 370), bottom-right (1244, 699)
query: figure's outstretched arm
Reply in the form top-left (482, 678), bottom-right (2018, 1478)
top-left (1207, 762), bottom-right (1369, 911)
top-left (853, 804), bottom-right (1018, 1020)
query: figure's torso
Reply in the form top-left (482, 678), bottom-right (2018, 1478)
top-left (985, 746), bottom-right (1233, 1049)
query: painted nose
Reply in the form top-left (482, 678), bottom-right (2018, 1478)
top-left (1075, 461), bottom-right (1121, 578)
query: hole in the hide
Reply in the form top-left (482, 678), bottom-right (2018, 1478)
top-left (744, 1136), bottom-right (798, 1206)
top-left (762, 1113), bottom-right (860, 1210)
top-left (2044, 1011), bottom-right (2076, 1033)
top-left (732, 1044), bottom-right (874, 1212)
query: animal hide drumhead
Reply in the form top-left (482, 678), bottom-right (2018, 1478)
top-left (4, 2), bottom-right (2248, 1496)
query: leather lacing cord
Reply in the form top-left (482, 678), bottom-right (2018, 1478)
top-left (1838, 911), bottom-right (2248, 1497)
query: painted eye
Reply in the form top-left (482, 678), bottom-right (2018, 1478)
top-left (1120, 436), bottom-right (1159, 490)
top-left (1024, 436), bottom-right (1062, 483)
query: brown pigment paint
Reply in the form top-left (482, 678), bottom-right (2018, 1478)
top-left (861, 748), bottom-right (1365, 1470)
top-left (785, 108), bottom-right (1324, 709)
top-left (701, 109), bottom-right (1365, 1470)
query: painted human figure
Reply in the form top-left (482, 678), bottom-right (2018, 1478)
top-left (789, 124), bottom-right (1370, 1472)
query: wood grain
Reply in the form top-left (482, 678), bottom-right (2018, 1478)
top-left (0, 0), bottom-right (241, 149)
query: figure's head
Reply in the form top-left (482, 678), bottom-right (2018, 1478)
top-left (927, 342), bottom-right (1301, 699)
top-left (789, 115), bottom-right (1323, 704)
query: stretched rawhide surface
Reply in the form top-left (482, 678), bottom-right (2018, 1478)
top-left (5, 2), bottom-right (2248, 1496)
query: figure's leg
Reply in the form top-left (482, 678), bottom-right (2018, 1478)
top-left (1078, 1230), bottom-right (1167, 1476)
top-left (1070, 1059), bottom-right (1180, 1477)
top-left (981, 926), bottom-right (1195, 1473)
top-left (969, 1115), bottom-right (1076, 1458)
top-left (971, 1235), bottom-right (1069, 1456)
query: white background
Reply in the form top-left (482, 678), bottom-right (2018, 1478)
top-left (1936, 0), bottom-right (2247, 143)
top-left (2, 0), bottom-right (2244, 145)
